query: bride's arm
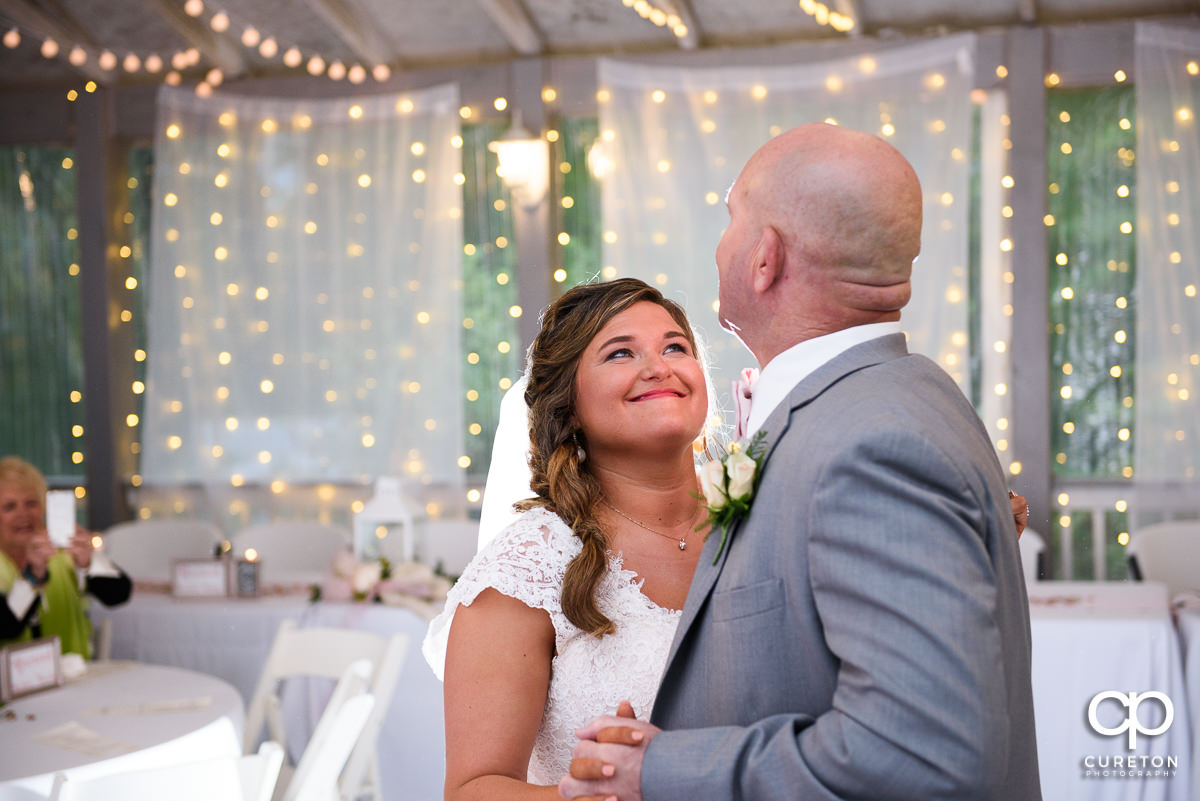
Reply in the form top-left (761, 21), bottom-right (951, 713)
top-left (443, 587), bottom-right (561, 801)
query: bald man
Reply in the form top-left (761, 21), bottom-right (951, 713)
top-left (560, 124), bottom-right (1041, 801)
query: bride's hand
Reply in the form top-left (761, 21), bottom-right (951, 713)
top-left (560, 702), bottom-right (654, 801)
top-left (1009, 490), bottom-right (1029, 538)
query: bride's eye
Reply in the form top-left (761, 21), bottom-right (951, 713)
top-left (604, 347), bottom-right (633, 360)
top-left (664, 342), bottom-right (690, 355)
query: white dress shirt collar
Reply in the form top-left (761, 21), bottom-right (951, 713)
top-left (745, 321), bottom-right (903, 436)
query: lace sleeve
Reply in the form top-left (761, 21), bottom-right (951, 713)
top-left (422, 507), bottom-right (575, 680)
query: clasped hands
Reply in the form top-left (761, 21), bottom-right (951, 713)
top-left (558, 700), bottom-right (660, 801)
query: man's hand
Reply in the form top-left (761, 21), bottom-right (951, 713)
top-left (25, 530), bottom-right (56, 581)
top-left (559, 701), bottom-right (660, 801)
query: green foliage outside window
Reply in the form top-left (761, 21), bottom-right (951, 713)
top-left (555, 118), bottom-right (603, 291)
top-left (460, 123), bottom-right (522, 479)
top-left (1046, 85), bottom-right (1137, 579)
top-left (0, 146), bottom-right (84, 483)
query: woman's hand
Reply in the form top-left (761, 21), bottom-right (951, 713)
top-left (25, 530), bottom-right (56, 581)
top-left (1009, 491), bottom-right (1029, 538)
top-left (66, 525), bottom-right (95, 569)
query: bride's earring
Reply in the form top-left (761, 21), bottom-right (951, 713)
top-left (573, 431), bottom-right (586, 463)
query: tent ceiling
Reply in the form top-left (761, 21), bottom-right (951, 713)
top-left (0, 0), bottom-right (1195, 91)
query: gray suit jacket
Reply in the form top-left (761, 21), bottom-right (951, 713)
top-left (644, 334), bottom-right (1041, 801)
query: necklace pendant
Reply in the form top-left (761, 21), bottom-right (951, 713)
top-left (678, 539), bottom-right (687, 551)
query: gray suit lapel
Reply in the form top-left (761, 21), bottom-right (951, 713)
top-left (662, 333), bottom-right (911, 670)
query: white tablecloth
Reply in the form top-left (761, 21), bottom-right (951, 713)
top-left (1173, 596), bottom-right (1200, 800)
top-left (1029, 581), bottom-right (1192, 801)
top-left (92, 594), bottom-right (444, 801)
top-left (0, 661), bottom-right (243, 800)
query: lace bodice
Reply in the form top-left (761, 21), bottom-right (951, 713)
top-left (422, 506), bottom-right (682, 785)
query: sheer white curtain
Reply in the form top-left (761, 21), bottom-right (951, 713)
top-left (142, 85), bottom-right (465, 508)
top-left (1135, 23), bottom-right (1200, 486)
top-left (597, 35), bottom-right (980, 410)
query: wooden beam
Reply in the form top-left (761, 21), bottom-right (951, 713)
top-left (303, 0), bottom-right (394, 66)
top-left (658, 0), bottom-right (701, 49)
top-left (477, 0), bottom-right (543, 56)
top-left (142, 0), bottom-right (247, 78)
top-left (0, 0), bottom-right (111, 83)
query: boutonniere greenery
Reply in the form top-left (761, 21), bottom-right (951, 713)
top-left (696, 431), bottom-right (768, 564)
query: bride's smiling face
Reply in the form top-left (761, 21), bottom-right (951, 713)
top-left (572, 301), bottom-right (707, 459)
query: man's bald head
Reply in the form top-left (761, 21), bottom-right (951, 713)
top-left (732, 123), bottom-right (922, 320)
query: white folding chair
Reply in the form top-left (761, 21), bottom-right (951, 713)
top-left (49, 741), bottom-right (284, 801)
top-left (100, 519), bottom-right (222, 582)
top-left (231, 522), bottom-right (349, 585)
top-left (1018, 528), bottom-right (1046, 583)
top-left (283, 664), bottom-right (376, 801)
top-left (1127, 520), bottom-right (1200, 597)
top-left (245, 620), bottom-right (408, 801)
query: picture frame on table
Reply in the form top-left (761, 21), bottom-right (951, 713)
top-left (0, 636), bottom-right (63, 702)
top-left (171, 559), bottom-right (230, 598)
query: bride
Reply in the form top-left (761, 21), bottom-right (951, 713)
top-left (422, 277), bottom-right (1028, 799)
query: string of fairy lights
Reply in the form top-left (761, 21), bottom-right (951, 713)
top-left (1, 0), bottom-right (394, 96)
top-left (29, 52), bottom-right (1197, 543)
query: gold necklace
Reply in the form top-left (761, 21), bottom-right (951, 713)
top-left (600, 499), bottom-right (697, 551)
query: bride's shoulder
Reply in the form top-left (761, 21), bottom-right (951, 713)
top-left (481, 505), bottom-right (580, 563)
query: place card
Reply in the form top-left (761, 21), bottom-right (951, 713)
top-left (0, 637), bottom-right (63, 702)
top-left (172, 559), bottom-right (230, 597)
top-left (32, 720), bottom-right (135, 758)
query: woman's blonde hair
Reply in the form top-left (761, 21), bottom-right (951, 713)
top-left (517, 278), bottom-right (698, 636)
top-left (0, 456), bottom-right (48, 501)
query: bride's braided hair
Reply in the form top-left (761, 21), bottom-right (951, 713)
top-left (516, 278), bottom-right (698, 636)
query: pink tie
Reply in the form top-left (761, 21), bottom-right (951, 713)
top-left (732, 367), bottom-right (759, 441)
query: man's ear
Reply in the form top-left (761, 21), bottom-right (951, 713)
top-left (751, 226), bottom-right (784, 294)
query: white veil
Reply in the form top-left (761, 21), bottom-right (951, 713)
top-left (476, 375), bottom-right (535, 550)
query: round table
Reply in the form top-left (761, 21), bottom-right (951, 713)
top-left (0, 661), bottom-right (243, 799)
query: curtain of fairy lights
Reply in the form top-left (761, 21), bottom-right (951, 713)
top-left (596, 35), bottom-right (989, 418)
top-left (141, 84), bottom-right (465, 502)
top-left (1134, 22), bottom-right (1200, 490)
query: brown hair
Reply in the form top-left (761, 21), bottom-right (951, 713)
top-left (0, 456), bottom-right (48, 501)
top-left (517, 278), bottom-right (699, 636)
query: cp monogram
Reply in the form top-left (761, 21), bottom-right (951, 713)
top-left (1087, 690), bottom-right (1174, 749)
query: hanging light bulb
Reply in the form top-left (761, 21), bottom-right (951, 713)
top-left (258, 37), bottom-right (277, 58)
top-left (98, 50), bottom-right (117, 70)
top-left (210, 12), bottom-right (229, 32)
top-left (241, 27), bottom-right (260, 47)
top-left (68, 46), bottom-right (87, 66)
top-left (327, 60), bottom-right (346, 80)
top-left (40, 38), bottom-right (59, 59)
top-left (372, 63), bottom-right (390, 82)
top-left (3, 29), bottom-right (20, 49)
top-left (206, 67), bottom-right (224, 86)
top-left (183, 0), bottom-right (204, 16)
top-left (165, 71), bottom-right (182, 86)
top-left (185, 48), bottom-right (201, 66)
top-left (171, 51), bottom-right (188, 70)
top-left (144, 53), bottom-right (163, 73)
top-left (122, 53), bottom-right (141, 72)
top-left (283, 46), bottom-right (302, 68)
top-left (196, 81), bottom-right (213, 97)
top-left (306, 55), bottom-right (325, 75)
top-left (348, 64), bottom-right (366, 84)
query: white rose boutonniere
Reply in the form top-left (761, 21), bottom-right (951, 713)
top-left (697, 431), bottom-right (768, 564)
top-left (699, 458), bottom-right (728, 511)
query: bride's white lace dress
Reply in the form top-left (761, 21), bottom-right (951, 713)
top-left (422, 506), bottom-right (682, 785)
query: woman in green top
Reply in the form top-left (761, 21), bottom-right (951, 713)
top-left (0, 456), bottom-right (131, 658)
